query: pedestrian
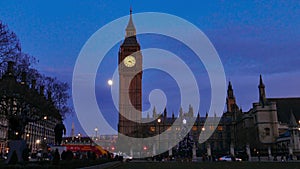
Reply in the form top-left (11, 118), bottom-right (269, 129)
top-left (52, 149), bottom-right (60, 165)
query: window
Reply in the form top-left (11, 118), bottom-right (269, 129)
top-left (265, 128), bottom-right (270, 136)
top-left (150, 127), bottom-right (155, 132)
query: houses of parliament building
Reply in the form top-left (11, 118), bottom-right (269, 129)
top-left (117, 9), bottom-right (300, 159)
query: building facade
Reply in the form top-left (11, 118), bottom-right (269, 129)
top-left (116, 9), bottom-right (300, 160)
top-left (0, 62), bottom-right (62, 153)
top-left (227, 75), bottom-right (300, 159)
top-left (116, 9), bottom-right (233, 158)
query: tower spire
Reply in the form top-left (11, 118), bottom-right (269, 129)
top-left (227, 81), bottom-right (235, 99)
top-left (226, 81), bottom-right (237, 112)
top-left (228, 81), bottom-right (233, 90)
top-left (179, 106), bottom-right (183, 117)
top-left (259, 74), bottom-right (265, 87)
top-left (153, 106), bottom-right (157, 118)
top-left (71, 122), bottom-right (75, 139)
top-left (289, 109), bottom-right (298, 127)
top-left (130, 6), bottom-right (132, 15)
top-left (258, 74), bottom-right (267, 106)
top-left (126, 7), bottom-right (136, 37)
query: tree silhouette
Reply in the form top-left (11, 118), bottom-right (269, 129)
top-left (0, 20), bottom-right (71, 118)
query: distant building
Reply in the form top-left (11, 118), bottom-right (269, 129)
top-left (227, 75), bottom-right (300, 158)
top-left (139, 108), bottom-right (232, 158)
top-left (116, 8), bottom-right (233, 158)
top-left (116, 9), bottom-right (300, 160)
top-left (0, 61), bottom-right (62, 153)
top-left (0, 114), bottom-right (8, 152)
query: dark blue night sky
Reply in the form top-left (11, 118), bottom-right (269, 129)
top-left (1, 1), bottom-right (300, 136)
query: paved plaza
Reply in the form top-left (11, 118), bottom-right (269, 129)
top-left (110, 161), bottom-right (300, 169)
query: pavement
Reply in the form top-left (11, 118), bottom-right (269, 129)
top-left (79, 157), bottom-right (300, 169)
top-left (79, 161), bottom-right (121, 169)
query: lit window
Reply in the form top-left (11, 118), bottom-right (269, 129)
top-left (192, 126), bottom-right (197, 131)
top-left (150, 127), bottom-right (155, 132)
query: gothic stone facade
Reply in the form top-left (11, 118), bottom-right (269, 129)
top-left (117, 10), bottom-right (300, 159)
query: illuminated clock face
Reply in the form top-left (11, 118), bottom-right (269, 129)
top-left (124, 55), bottom-right (136, 67)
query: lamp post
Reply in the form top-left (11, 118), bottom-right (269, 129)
top-left (36, 139), bottom-right (41, 151)
top-left (94, 127), bottom-right (98, 139)
top-left (181, 118), bottom-right (192, 159)
top-left (42, 116), bottom-right (47, 144)
top-left (157, 118), bottom-right (161, 154)
top-left (182, 119), bottom-right (187, 158)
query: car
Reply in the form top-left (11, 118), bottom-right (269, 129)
top-left (218, 155), bottom-right (242, 162)
top-left (122, 153), bottom-right (133, 162)
top-left (113, 152), bottom-right (133, 162)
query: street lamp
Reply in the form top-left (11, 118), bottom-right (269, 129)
top-left (36, 139), bottom-right (41, 151)
top-left (157, 118), bottom-right (161, 153)
top-left (157, 118), bottom-right (161, 123)
top-left (94, 127), bottom-right (98, 139)
top-left (182, 118), bottom-right (191, 159)
top-left (183, 119), bottom-right (187, 125)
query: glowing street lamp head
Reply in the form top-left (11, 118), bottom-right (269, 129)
top-left (183, 119), bottom-right (187, 124)
top-left (107, 79), bottom-right (113, 86)
top-left (157, 118), bottom-right (161, 123)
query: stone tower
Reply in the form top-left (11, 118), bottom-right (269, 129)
top-left (118, 8), bottom-right (143, 137)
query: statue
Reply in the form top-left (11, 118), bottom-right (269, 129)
top-left (54, 122), bottom-right (66, 145)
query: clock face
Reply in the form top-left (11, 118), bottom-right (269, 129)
top-left (124, 55), bottom-right (136, 67)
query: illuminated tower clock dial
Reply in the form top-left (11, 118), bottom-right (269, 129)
top-left (124, 55), bottom-right (136, 67)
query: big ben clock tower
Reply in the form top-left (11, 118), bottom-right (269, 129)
top-left (118, 8), bottom-right (142, 137)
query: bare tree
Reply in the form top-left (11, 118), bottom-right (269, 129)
top-left (0, 21), bottom-right (36, 79)
top-left (0, 20), bottom-right (71, 118)
top-left (0, 22), bottom-right (20, 64)
top-left (44, 76), bottom-right (72, 117)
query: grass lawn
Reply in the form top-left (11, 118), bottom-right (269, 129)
top-left (116, 162), bottom-right (300, 169)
